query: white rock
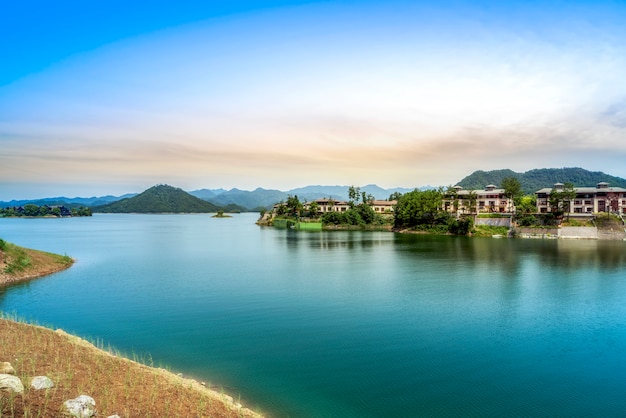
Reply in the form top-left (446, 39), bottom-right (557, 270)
top-left (107, 415), bottom-right (121, 418)
top-left (63, 395), bottom-right (96, 417)
top-left (0, 373), bottom-right (24, 393)
top-left (31, 376), bottom-right (54, 390)
top-left (0, 362), bottom-right (15, 374)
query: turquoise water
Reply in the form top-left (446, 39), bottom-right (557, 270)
top-left (1, 214), bottom-right (626, 417)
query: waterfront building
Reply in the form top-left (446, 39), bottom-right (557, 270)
top-left (535, 182), bottom-right (626, 214)
top-left (443, 185), bottom-right (515, 215)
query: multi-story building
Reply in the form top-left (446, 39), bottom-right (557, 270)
top-left (443, 185), bottom-right (515, 215)
top-left (535, 182), bottom-right (626, 214)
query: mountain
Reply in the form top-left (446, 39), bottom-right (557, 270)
top-left (0, 194), bottom-right (135, 208)
top-left (188, 188), bottom-right (228, 200)
top-left (194, 187), bottom-right (287, 210)
top-left (196, 185), bottom-right (419, 210)
top-left (93, 184), bottom-right (221, 213)
top-left (3, 184), bottom-right (424, 212)
top-left (457, 167), bottom-right (626, 195)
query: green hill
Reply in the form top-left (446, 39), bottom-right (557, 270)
top-left (457, 167), bottom-right (626, 195)
top-left (93, 184), bottom-right (221, 213)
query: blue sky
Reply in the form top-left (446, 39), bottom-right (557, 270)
top-left (2, 0), bottom-right (626, 199)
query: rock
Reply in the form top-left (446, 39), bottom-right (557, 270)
top-left (107, 415), bottom-right (121, 418)
top-left (0, 373), bottom-right (24, 393)
top-left (31, 376), bottom-right (54, 390)
top-left (63, 395), bottom-right (96, 417)
top-left (0, 362), bottom-right (15, 374)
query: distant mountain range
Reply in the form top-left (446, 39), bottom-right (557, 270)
top-left (1, 184), bottom-right (420, 212)
top-left (3, 168), bottom-right (625, 212)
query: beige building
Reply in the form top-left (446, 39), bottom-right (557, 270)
top-left (443, 185), bottom-right (515, 215)
top-left (535, 182), bottom-right (626, 214)
top-left (305, 198), bottom-right (396, 214)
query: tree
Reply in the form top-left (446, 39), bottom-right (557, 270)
top-left (348, 186), bottom-right (360, 208)
top-left (308, 201), bottom-right (320, 217)
top-left (23, 204), bottom-right (40, 217)
top-left (388, 191), bottom-right (403, 201)
top-left (465, 191), bottom-right (478, 215)
top-left (394, 189), bottom-right (445, 228)
top-left (501, 177), bottom-right (523, 208)
top-left (285, 195), bottom-right (303, 218)
top-left (549, 183), bottom-right (576, 218)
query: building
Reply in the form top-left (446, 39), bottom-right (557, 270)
top-left (535, 182), bottom-right (626, 214)
top-left (304, 198), bottom-right (396, 215)
top-left (443, 185), bottom-right (515, 215)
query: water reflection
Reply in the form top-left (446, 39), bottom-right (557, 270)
top-left (393, 233), bottom-right (626, 273)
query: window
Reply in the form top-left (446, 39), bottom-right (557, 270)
top-left (585, 200), bottom-right (592, 205)
top-left (574, 200), bottom-right (581, 205)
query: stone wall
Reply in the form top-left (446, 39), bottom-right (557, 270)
top-left (474, 218), bottom-right (512, 227)
top-left (559, 226), bottom-right (598, 239)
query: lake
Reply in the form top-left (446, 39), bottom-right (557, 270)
top-left (1, 213), bottom-right (626, 417)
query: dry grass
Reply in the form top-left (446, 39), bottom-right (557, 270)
top-left (0, 318), bottom-right (263, 417)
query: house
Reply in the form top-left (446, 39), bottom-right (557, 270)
top-left (535, 182), bottom-right (626, 214)
top-left (443, 185), bottom-right (515, 215)
top-left (304, 198), bottom-right (397, 215)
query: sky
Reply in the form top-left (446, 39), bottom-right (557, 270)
top-left (2, 0), bottom-right (626, 200)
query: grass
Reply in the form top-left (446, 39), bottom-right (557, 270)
top-left (0, 239), bottom-right (32, 273)
top-left (472, 225), bottom-right (510, 237)
top-left (0, 240), bottom-right (73, 280)
top-left (561, 218), bottom-right (594, 227)
top-left (0, 316), bottom-right (263, 418)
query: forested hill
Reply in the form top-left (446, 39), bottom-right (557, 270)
top-left (457, 168), bottom-right (626, 195)
top-left (93, 184), bottom-right (222, 213)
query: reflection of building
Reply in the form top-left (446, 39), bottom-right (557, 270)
top-left (535, 182), bottom-right (626, 214)
top-left (443, 185), bottom-right (515, 215)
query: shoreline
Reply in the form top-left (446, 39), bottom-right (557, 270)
top-left (0, 242), bottom-right (265, 417)
top-left (0, 247), bottom-right (74, 288)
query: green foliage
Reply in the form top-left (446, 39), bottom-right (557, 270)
top-left (473, 225), bottom-right (509, 237)
top-left (285, 195), bottom-right (303, 218)
top-left (501, 176), bottom-right (523, 205)
top-left (307, 201), bottom-right (320, 217)
top-left (394, 189), bottom-right (445, 228)
top-left (2, 242), bottom-right (31, 273)
top-left (0, 205), bottom-right (91, 218)
top-left (448, 217), bottom-right (473, 235)
top-left (515, 213), bottom-right (559, 227)
top-left (93, 184), bottom-right (221, 213)
top-left (549, 182), bottom-right (576, 216)
top-left (516, 195), bottom-right (537, 215)
top-left (393, 189), bottom-right (471, 235)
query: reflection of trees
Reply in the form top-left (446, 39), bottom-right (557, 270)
top-left (393, 234), bottom-right (626, 273)
top-left (281, 230), bottom-right (626, 273)
top-left (278, 230), bottom-right (394, 252)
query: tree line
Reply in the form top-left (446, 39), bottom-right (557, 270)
top-left (0, 204), bottom-right (92, 218)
